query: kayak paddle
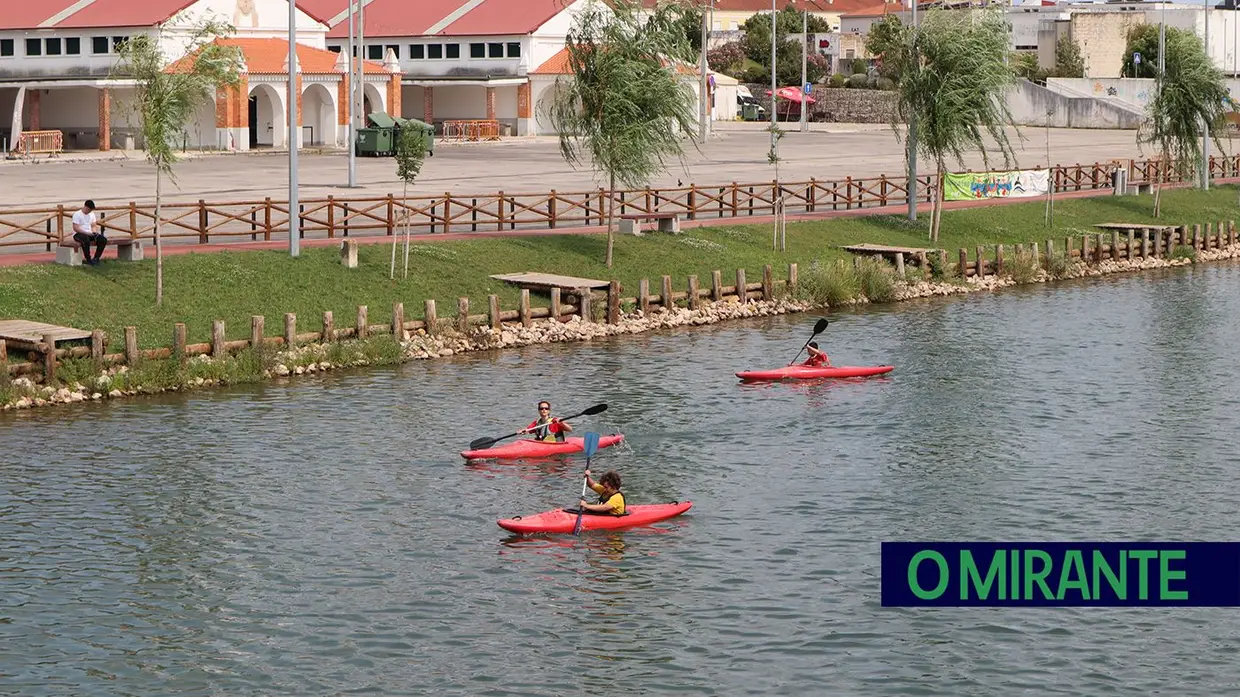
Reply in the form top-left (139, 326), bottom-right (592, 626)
top-left (468, 403), bottom-right (608, 451)
top-left (573, 431), bottom-right (602, 536)
top-left (788, 318), bottom-right (829, 365)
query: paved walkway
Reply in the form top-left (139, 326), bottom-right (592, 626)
top-left (0, 185), bottom-right (1164, 268)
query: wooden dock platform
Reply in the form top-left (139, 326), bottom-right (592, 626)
top-left (489, 272), bottom-right (610, 294)
top-left (0, 319), bottom-right (91, 352)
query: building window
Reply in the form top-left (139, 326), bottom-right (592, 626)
top-left (328, 45), bottom-right (341, 53)
top-left (46, 38), bottom-right (62, 56)
top-left (409, 44), bottom-right (424, 59)
top-left (1015, 44), bottom-right (1038, 51)
top-left (367, 44), bottom-right (382, 59)
top-left (92, 37), bottom-right (109, 54)
top-left (112, 36), bottom-right (127, 52)
top-left (26, 39), bottom-right (41, 56)
top-left (446, 43), bottom-right (460, 59)
top-left (66, 37), bottom-right (80, 55)
top-left (428, 44), bottom-right (443, 59)
top-left (385, 44), bottom-right (400, 59)
top-left (488, 42), bottom-right (503, 58)
top-left (506, 42), bottom-right (520, 58)
top-left (0, 39), bottom-right (12, 57)
top-left (470, 42), bottom-right (485, 58)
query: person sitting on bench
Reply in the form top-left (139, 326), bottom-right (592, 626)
top-left (72, 200), bottom-right (107, 266)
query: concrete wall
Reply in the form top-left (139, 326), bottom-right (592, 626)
top-left (1049, 77), bottom-right (1240, 111)
top-left (1007, 79), bottom-right (1146, 129)
top-left (1073, 12), bottom-right (1148, 79)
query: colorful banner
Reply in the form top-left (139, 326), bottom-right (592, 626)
top-left (943, 169), bottom-right (1050, 201)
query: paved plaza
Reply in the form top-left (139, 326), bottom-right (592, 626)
top-left (0, 122), bottom-right (1176, 209)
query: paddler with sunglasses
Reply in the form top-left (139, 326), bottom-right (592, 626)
top-left (519, 400), bottom-right (573, 442)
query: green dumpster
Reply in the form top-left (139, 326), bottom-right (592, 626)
top-left (355, 112), bottom-right (397, 156)
top-left (742, 103), bottom-right (760, 121)
top-left (398, 117), bottom-right (435, 157)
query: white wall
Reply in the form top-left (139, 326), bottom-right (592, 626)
top-left (402, 85), bottom-right (425, 119)
top-left (302, 82), bottom-right (335, 145)
top-left (531, 79), bottom-right (561, 134)
top-left (0, 28), bottom-right (152, 79)
top-left (496, 85), bottom-right (518, 120)
top-left (1049, 76), bottom-right (1240, 110)
top-left (432, 86), bottom-right (487, 120)
top-left (250, 81), bottom-right (283, 146)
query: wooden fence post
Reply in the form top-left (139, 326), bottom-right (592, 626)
top-left (488, 294), bottom-right (501, 329)
top-left (386, 194), bottom-right (396, 237)
top-left (322, 311), bottom-right (334, 342)
top-left (577, 288), bottom-right (592, 323)
top-left (357, 306), bottom-right (368, 339)
top-left (424, 299), bottom-right (439, 335)
top-left (198, 199), bottom-right (208, 244)
top-left (251, 316), bottom-right (265, 350)
top-left (392, 302), bottom-right (405, 339)
top-left (521, 289), bottom-right (533, 327)
top-left (457, 298), bottom-right (469, 334)
top-left (788, 263), bottom-right (798, 295)
top-left (90, 330), bottom-right (104, 366)
top-left (761, 265), bottom-right (773, 300)
top-left (712, 270), bottom-right (722, 302)
top-left (550, 289), bottom-right (561, 323)
top-left (212, 320), bottom-right (226, 357)
top-left (42, 333), bottom-right (56, 384)
top-left (662, 275), bottom-right (674, 311)
top-left (607, 281), bottom-right (620, 324)
top-left (173, 323), bottom-right (187, 362)
top-left (735, 268), bottom-right (747, 302)
top-left (639, 279), bottom-right (651, 315)
top-left (284, 314), bottom-right (297, 348)
top-left (124, 327), bottom-right (139, 366)
top-left (687, 275), bottom-right (700, 310)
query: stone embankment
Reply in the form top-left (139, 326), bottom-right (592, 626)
top-left (1, 244), bottom-right (1233, 411)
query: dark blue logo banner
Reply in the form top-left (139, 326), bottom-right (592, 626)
top-left (881, 542), bottom-right (1240, 607)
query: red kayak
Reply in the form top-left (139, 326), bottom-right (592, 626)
top-left (736, 365), bottom-right (894, 381)
top-left (460, 434), bottom-right (625, 460)
top-left (498, 501), bottom-right (693, 534)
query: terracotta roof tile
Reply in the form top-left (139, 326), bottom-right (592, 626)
top-left (168, 38), bottom-right (388, 75)
top-left (306, 0), bottom-right (573, 38)
top-left (532, 46), bottom-right (699, 76)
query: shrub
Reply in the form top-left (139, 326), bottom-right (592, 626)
top-left (855, 256), bottom-right (897, 302)
top-left (1168, 244), bottom-right (1197, 261)
top-left (1043, 251), bottom-right (1071, 279)
top-left (1005, 250), bottom-right (1042, 284)
top-left (847, 73), bottom-right (869, 89)
top-left (875, 76), bottom-right (896, 91)
top-left (829, 73), bottom-right (847, 88)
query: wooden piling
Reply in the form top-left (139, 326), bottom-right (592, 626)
top-left (787, 263), bottom-right (798, 295)
top-left (894, 252), bottom-right (905, 277)
top-left (284, 313), bottom-right (297, 348)
top-left (212, 320), bottom-right (226, 357)
top-left (549, 289), bottom-right (561, 323)
top-left (488, 294), bottom-right (501, 329)
top-left (124, 327), bottom-right (139, 366)
top-left (42, 333), bottom-right (56, 383)
top-left (90, 330), bottom-right (104, 365)
top-left (688, 275), bottom-right (700, 310)
top-left (173, 323), bottom-right (187, 362)
top-left (392, 302), bottom-right (405, 339)
top-left (959, 249), bottom-right (969, 277)
top-left (357, 306), bottom-right (368, 339)
top-left (607, 281), bottom-right (620, 324)
top-left (735, 269), bottom-right (747, 302)
top-left (577, 288), bottom-right (592, 323)
top-left (251, 315), bottom-right (265, 350)
top-left (994, 245), bottom-right (1003, 276)
top-left (639, 279), bottom-right (651, 315)
top-left (711, 271), bottom-right (722, 302)
top-left (322, 311), bottom-right (334, 342)
top-left (662, 275), bottom-right (674, 311)
top-left (762, 264), bottom-right (773, 301)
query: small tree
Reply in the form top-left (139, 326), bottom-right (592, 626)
top-left (886, 9), bottom-right (1019, 241)
top-left (392, 125), bottom-right (427, 280)
top-left (865, 15), bottom-right (906, 81)
top-left (547, 0), bottom-right (698, 267)
top-left (1138, 27), bottom-right (1230, 216)
top-left (740, 7), bottom-right (831, 85)
top-left (1053, 36), bottom-right (1084, 78)
top-left (1122, 25), bottom-right (1162, 79)
top-left (112, 19), bottom-right (242, 305)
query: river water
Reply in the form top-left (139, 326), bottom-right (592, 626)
top-left (4, 263), bottom-right (1240, 696)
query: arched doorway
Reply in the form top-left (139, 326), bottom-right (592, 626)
top-left (362, 83), bottom-right (385, 120)
top-left (301, 83), bottom-right (335, 146)
top-left (247, 83), bottom-right (283, 148)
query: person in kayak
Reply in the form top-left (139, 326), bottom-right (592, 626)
top-left (519, 401), bottom-right (573, 442)
top-left (577, 469), bottom-right (626, 516)
top-left (804, 342), bottom-right (831, 367)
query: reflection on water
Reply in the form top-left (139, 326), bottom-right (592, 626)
top-left (4, 262), bottom-right (1240, 695)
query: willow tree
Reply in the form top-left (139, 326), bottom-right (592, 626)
top-left (112, 18), bottom-right (242, 305)
top-left (546, 0), bottom-right (698, 267)
top-left (1137, 27), bottom-right (1230, 217)
top-left (883, 9), bottom-right (1019, 242)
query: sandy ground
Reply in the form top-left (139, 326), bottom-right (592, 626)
top-left (0, 121), bottom-right (1175, 209)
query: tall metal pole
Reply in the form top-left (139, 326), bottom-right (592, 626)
top-left (800, 5), bottom-right (808, 132)
top-left (1203, 2), bottom-right (1211, 190)
top-left (907, 0), bottom-right (918, 221)
top-left (357, 0), bottom-right (366, 139)
top-left (699, 0), bottom-right (709, 141)
top-left (347, 0), bottom-right (356, 187)
top-left (288, 0), bottom-right (299, 257)
top-left (770, 0), bottom-right (778, 155)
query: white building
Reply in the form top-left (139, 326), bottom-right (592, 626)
top-left (0, 0), bottom-right (397, 153)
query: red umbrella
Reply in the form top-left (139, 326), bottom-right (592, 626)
top-left (769, 86), bottom-right (817, 105)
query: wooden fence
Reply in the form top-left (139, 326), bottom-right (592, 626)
top-left (1, 263), bottom-right (797, 382)
top-left (3, 155), bottom-right (1236, 253)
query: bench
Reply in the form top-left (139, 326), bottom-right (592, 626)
top-left (56, 238), bottom-right (144, 266)
top-left (618, 212), bottom-right (680, 236)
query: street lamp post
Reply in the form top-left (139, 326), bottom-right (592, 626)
top-left (907, 0), bottom-right (918, 222)
top-left (288, 0), bottom-right (299, 257)
top-left (347, 0), bottom-right (356, 188)
top-left (771, 0), bottom-right (778, 156)
top-left (800, 4), bottom-right (808, 132)
top-left (1203, 2), bottom-right (1211, 190)
top-left (699, 0), bottom-right (710, 141)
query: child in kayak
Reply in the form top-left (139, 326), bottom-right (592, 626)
top-left (578, 469), bottom-right (626, 516)
top-left (520, 400), bottom-right (573, 442)
top-left (804, 342), bottom-right (831, 367)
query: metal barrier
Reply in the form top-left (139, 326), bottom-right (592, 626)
top-left (442, 120), bottom-right (501, 142)
top-left (16, 130), bottom-right (64, 157)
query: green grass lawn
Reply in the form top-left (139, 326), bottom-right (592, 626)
top-left (1, 186), bottom-right (1236, 349)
